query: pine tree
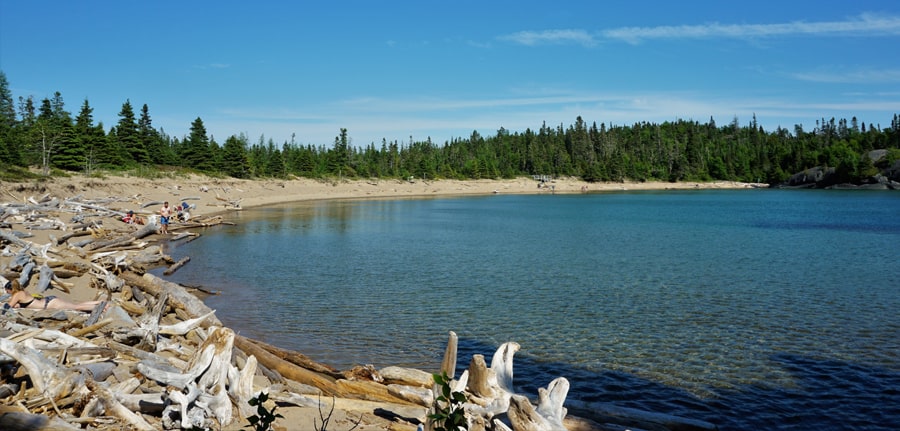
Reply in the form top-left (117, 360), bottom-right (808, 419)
top-left (0, 71), bottom-right (15, 163)
top-left (54, 99), bottom-right (92, 171)
top-left (182, 117), bottom-right (214, 172)
top-left (116, 100), bottom-right (148, 165)
top-left (138, 103), bottom-right (164, 165)
top-left (221, 134), bottom-right (249, 178)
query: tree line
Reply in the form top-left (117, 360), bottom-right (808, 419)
top-left (2, 71), bottom-right (898, 184)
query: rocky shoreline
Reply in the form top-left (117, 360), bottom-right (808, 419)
top-left (0, 175), bottom-right (732, 431)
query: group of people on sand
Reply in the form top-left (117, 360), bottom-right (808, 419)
top-left (157, 201), bottom-right (192, 234)
top-left (121, 201), bottom-right (192, 235)
top-left (4, 201), bottom-right (198, 314)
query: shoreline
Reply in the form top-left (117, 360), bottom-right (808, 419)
top-left (0, 174), bottom-right (764, 329)
top-left (0, 174), bottom-right (750, 430)
top-left (30, 174), bottom-right (764, 215)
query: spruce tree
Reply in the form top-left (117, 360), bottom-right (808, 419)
top-left (221, 134), bottom-right (249, 178)
top-left (117, 100), bottom-right (148, 165)
top-left (138, 103), bottom-right (163, 165)
top-left (54, 99), bottom-right (92, 171)
top-left (0, 71), bottom-right (15, 163)
top-left (182, 117), bottom-right (214, 172)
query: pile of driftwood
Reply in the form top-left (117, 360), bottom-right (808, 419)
top-left (0, 190), bottom-right (718, 431)
top-left (0, 192), bottom-right (434, 429)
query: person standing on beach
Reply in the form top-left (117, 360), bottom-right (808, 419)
top-left (159, 201), bottom-right (171, 234)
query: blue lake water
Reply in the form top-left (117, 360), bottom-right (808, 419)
top-left (159, 189), bottom-right (900, 431)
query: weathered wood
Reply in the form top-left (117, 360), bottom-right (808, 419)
top-left (335, 379), bottom-right (419, 406)
top-left (56, 229), bottom-right (92, 245)
top-left (135, 291), bottom-right (167, 352)
top-left (48, 268), bottom-right (82, 278)
top-left (0, 338), bottom-right (87, 401)
top-left (142, 327), bottom-right (237, 428)
top-left (103, 339), bottom-right (181, 373)
top-left (86, 223), bottom-right (158, 252)
top-left (247, 336), bottom-right (343, 378)
top-left (380, 366), bottom-right (434, 387)
top-left (440, 331), bottom-right (458, 379)
top-left (119, 271), bottom-right (222, 326)
top-left (0, 230), bottom-right (29, 248)
top-left (82, 380), bottom-right (155, 431)
top-left (233, 334), bottom-right (339, 396)
top-left (158, 310), bottom-right (216, 335)
top-left (163, 256), bottom-right (190, 275)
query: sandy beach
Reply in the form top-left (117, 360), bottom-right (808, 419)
top-left (11, 174), bottom-right (761, 212)
top-left (0, 174), bottom-right (753, 430)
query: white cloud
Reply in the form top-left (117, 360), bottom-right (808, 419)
top-left (604, 13), bottom-right (900, 44)
top-left (501, 13), bottom-right (900, 47)
top-left (499, 29), bottom-right (596, 47)
top-left (197, 91), bottom-right (899, 147)
top-left (791, 68), bottom-right (900, 83)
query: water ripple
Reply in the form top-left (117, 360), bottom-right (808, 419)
top-left (162, 190), bottom-right (900, 430)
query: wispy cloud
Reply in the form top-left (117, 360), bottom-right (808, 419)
top-left (605, 13), bottom-right (900, 44)
top-left (791, 68), bottom-right (900, 83)
top-left (192, 63), bottom-right (231, 70)
top-left (204, 89), bottom-right (900, 146)
top-left (498, 29), bottom-right (596, 47)
top-left (501, 13), bottom-right (900, 47)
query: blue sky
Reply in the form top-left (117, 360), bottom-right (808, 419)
top-left (2, 1), bottom-right (898, 148)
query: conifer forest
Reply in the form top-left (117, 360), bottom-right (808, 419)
top-left (2, 71), bottom-right (898, 186)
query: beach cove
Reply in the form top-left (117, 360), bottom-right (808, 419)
top-left (0, 174), bottom-right (775, 430)
top-left (166, 185), bottom-right (900, 430)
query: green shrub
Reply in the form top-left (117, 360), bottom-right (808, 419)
top-left (428, 372), bottom-right (468, 431)
top-left (243, 391), bottom-right (283, 431)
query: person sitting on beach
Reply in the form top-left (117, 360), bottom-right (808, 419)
top-left (4, 279), bottom-right (106, 312)
top-left (122, 210), bottom-right (145, 225)
top-left (176, 202), bottom-right (191, 222)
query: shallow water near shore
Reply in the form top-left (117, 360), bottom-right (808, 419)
top-left (159, 189), bottom-right (900, 431)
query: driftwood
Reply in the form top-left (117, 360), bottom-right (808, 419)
top-left (423, 335), bottom-right (569, 431)
top-left (163, 255), bottom-right (191, 275)
top-left (0, 338), bottom-right (88, 401)
top-left (215, 193), bottom-right (243, 209)
top-left (119, 271), bottom-right (222, 326)
top-left (244, 335), bottom-right (343, 378)
top-left (142, 327), bottom-right (240, 428)
top-left (56, 228), bottom-right (92, 245)
top-left (233, 334), bottom-right (339, 396)
top-left (86, 222), bottom-right (158, 252)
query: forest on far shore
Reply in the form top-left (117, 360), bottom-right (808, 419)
top-left (2, 71), bottom-right (899, 185)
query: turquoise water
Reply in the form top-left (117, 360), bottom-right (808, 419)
top-left (160, 189), bottom-right (900, 430)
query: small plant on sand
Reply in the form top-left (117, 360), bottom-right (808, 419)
top-left (243, 391), bottom-right (283, 431)
top-left (428, 371), bottom-right (468, 431)
top-left (314, 395), bottom-right (363, 431)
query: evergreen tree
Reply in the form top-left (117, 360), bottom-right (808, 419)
top-left (327, 128), bottom-right (351, 175)
top-left (182, 117), bottom-right (214, 172)
top-left (116, 100), bottom-right (148, 165)
top-left (54, 99), bottom-right (92, 171)
top-left (221, 134), bottom-right (250, 178)
top-left (138, 103), bottom-right (165, 164)
top-left (0, 71), bottom-right (15, 163)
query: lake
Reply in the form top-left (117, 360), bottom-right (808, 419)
top-left (159, 189), bottom-right (900, 431)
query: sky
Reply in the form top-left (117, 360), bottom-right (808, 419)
top-left (1, 1), bottom-right (899, 148)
